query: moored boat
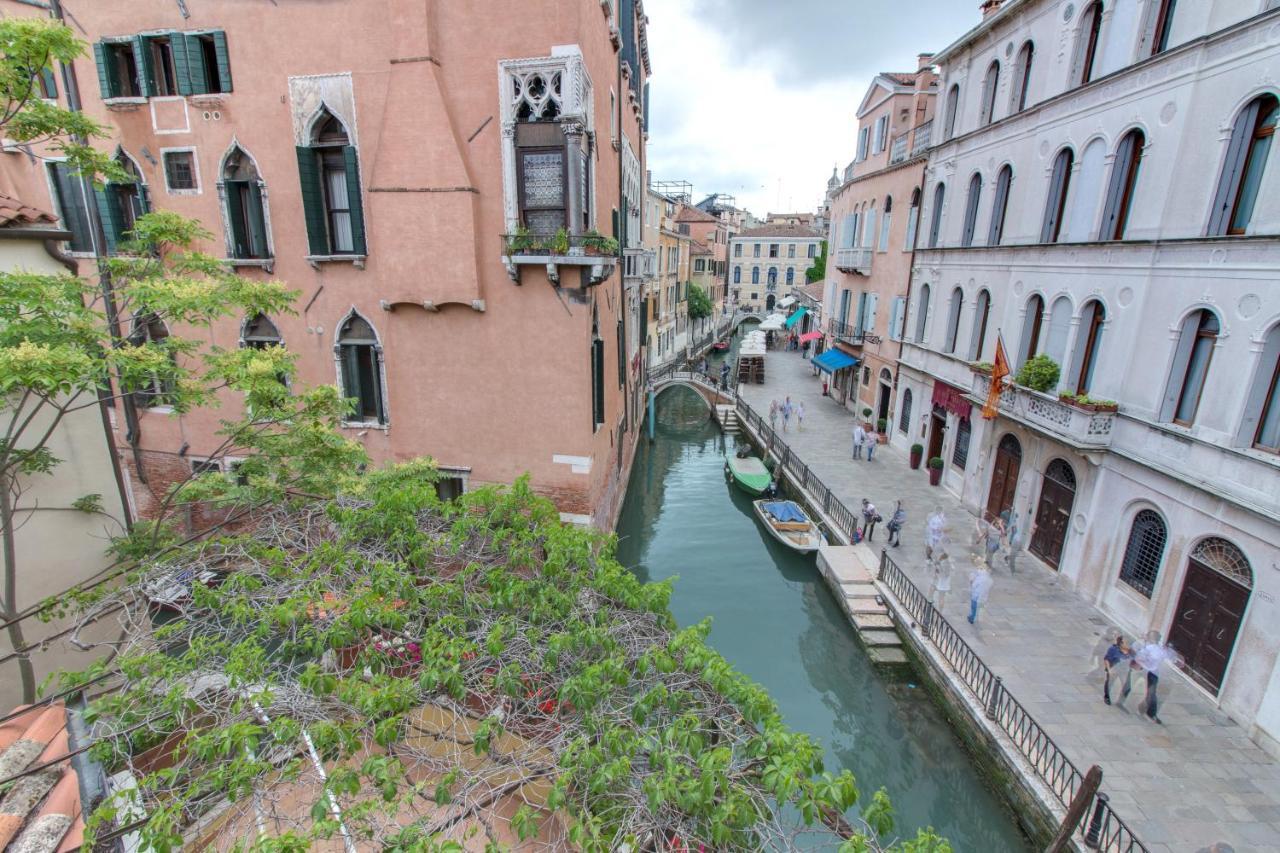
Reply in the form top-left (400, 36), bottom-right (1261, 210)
top-left (711, 341), bottom-right (729, 352)
top-left (752, 500), bottom-right (822, 553)
top-left (725, 453), bottom-right (772, 496)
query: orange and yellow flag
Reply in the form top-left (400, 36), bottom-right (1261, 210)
top-left (983, 335), bottom-right (1010, 420)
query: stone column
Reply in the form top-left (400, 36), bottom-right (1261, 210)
top-left (562, 118), bottom-right (585, 236)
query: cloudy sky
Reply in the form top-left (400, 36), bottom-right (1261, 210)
top-left (643, 0), bottom-right (984, 217)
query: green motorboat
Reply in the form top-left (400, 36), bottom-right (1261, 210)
top-left (725, 453), bottom-right (773, 496)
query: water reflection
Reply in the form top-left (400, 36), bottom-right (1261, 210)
top-left (616, 387), bottom-right (1030, 851)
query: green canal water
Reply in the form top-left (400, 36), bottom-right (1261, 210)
top-left (615, 386), bottom-right (1031, 851)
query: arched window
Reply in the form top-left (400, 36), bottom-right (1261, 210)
top-left (1149, 0), bottom-right (1178, 55)
top-left (1018, 294), bottom-right (1045, 367)
top-left (221, 145), bottom-right (270, 259)
top-left (786, 267), bottom-right (795, 285)
top-left (1119, 509), bottom-right (1167, 597)
top-left (751, 266), bottom-right (760, 284)
top-left (242, 313), bottom-right (281, 349)
top-left (97, 149), bottom-right (150, 253)
top-left (943, 288), bottom-right (963, 353)
top-left (969, 289), bottom-right (991, 361)
top-left (928, 182), bottom-right (946, 248)
top-left (1161, 309), bottom-right (1219, 425)
top-left (899, 388), bottom-right (913, 434)
top-left (298, 108), bottom-right (366, 256)
top-left (1070, 300), bottom-right (1105, 394)
top-left (943, 84), bottom-right (960, 140)
top-left (878, 195), bottom-right (893, 251)
top-left (914, 283), bottom-right (931, 342)
top-left (904, 188), bottom-right (921, 251)
top-left (129, 314), bottom-right (174, 407)
top-left (1041, 148), bottom-right (1074, 243)
top-left (1043, 295), bottom-right (1072, 368)
top-left (1191, 537), bottom-right (1253, 589)
top-left (989, 165), bottom-right (1012, 246)
top-left (1240, 323), bottom-right (1280, 452)
top-left (767, 267), bottom-right (778, 288)
top-left (1208, 94), bottom-right (1278, 237)
top-left (1100, 130), bottom-right (1145, 240)
top-left (336, 313), bottom-right (385, 424)
top-left (961, 173), bottom-right (982, 247)
top-left (1075, 1), bottom-right (1104, 86)
top-left (1011, 41), bottom-right (1034, 113)
top-left (733, 266), bottom-right (741, 284)
top-left (980, 61), bottom-right (1000, 126)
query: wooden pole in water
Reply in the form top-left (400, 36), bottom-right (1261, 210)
top-left (1045, 764), bottom-right (1103, 853)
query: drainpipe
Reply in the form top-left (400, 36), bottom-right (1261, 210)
top-left (49, 0), bottom-right (145, 499)
top-left (617, 36), bottom-right (629, 432)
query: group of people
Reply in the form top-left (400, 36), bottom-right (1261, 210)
top-left (920, 507), bottom-right (1001, 626)
top-left (850, 421), bottom-right (880, 461)
top-left (1101, 631), bottom-right (1181, 724)
top-left (768, 397), bottom-right (804, 433)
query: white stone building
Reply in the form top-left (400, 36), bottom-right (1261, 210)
top-left (895, 0), bottom-right (1280, 754)
top-left (729, 223), bottom-right (824, 313)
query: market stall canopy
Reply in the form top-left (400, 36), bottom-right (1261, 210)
top-left (798, 330), bottom-right (823, 343)
top-left (813, 349), bottom-right (858, 373)
top-left (777, 296), bottom-right (796, 308)
top-left (785, 307), bottom-right (808, 329)
top-left (759, 315), bottom-right (786, 331)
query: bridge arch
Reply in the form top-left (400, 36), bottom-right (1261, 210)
top-left (649, 372), bottom-right (729, 413)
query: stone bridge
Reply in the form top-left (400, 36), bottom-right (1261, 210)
top-left (649, 371), bottom-right (734, 412)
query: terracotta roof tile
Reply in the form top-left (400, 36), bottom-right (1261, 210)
top-left (675, 206), bottom-right (718, 224)
top-left (0, 702), bottom-right (81, 853)
top-left (0, 193), bottom-right (58, 229)
top-left (689, 239), bottom-right (712, 255)
top-left (735, 222), bottom-right (823, 239)
top-left (883, 72), bottom-right (917, 86)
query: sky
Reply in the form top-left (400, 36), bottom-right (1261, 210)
top-left (642, 0), bottom-right (984, 217)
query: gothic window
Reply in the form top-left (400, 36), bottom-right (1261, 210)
top-left (970, 289), bottom-right (991, 361)
top-left (980, 61), bottom-right (1000, 126)
top-left (1041, 148), bottom-right (1074, 243)
top-left (1075, 1), bottom-right (1104, 86)
top-left (928, 182), bottom-right (946, 248)
top-left (1100, 130), bottom-right (1145, 240)
top-left (242, 314), bottom-right (281, 349)
top-left (221, 146), bottom-right (271, 260)
top-left (1208, 94), bottom-right (1277, 237)
top-left (943, 287), bottom-right (963, 354)
top-left (989, 165), bottom-right (1012, 246)
top-left (1241, 324), bottom-right (1280, 453)
top-left (914, 283), bottom-right (931, 342)
top-left (899, 388), bottom-right (913, 434)
top-left (129, 314), bottom-right (175, 408)
top-left (1160, 309), bottom-right (1219, 426)
top-left (296, 109), bottom-right (365, 256)
top-left (1070, 300), bottom-right (1105, 394)
top-left (1018, 294), bottom-right (1045, 368)
top-left (95, 149), bottom-right (149, 253)
top-left (1118, 509), bottom-right (1167, 597)
top-left (336, 313), bottom-right (385, 424)
top-left (943, 84), bottom-right (960, 140)
top-left (961, 173), bottom-right (982, 247)
top-left (1011, 41), bottom-right (1034, 113)
top-left (905, 187), bottom-right (921, 251)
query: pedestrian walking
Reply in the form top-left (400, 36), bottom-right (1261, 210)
top-left (865, 424), bottom-right (878, 461)
top-left (1134, 631), bottom-right (1179, 724)
top-left (886, 501), bottom-right (906, 547)
top-left (930, 555), bottom-right (953, 613)
top-left (1001, 509), bottom-right (1020, 573)
top-left (1102, 634), bottom-right (1134, 705)
top-left (698, 356), bottom-right (708, 375)
top-left (924, 507), bottom-right (946, 560)
top-left (720, 360), bottom-right (730, 390)
top-left (781, 396), bottom-right (793, 432)
top-left (860, 498), bottom-right (879, 542)
top-left (769, 399), bottom-right (778, 431)
top-left (967, 561), bottom-right (993, 625)
top-left (852, 422), bottom-right (866, 460)
top-left (796, 401), bottom-right (805, 431)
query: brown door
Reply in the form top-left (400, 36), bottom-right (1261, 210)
top-left (1168, 560), bottom-right (1250, 694)
top-left (1029, 459), bottom-right (1076, 569)
top-left (986, 434), bottom-right (1021, 522)
top-left (927, 405), bottom-right (946, 461)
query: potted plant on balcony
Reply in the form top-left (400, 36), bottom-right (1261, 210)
top-left (969, 361), bottom-right (994, 376)
top-left (505, 226), bottom-right (538, 256)
top-left (909, 443), bottom-right (924, 469)
top-left (1014, 354), bottom-right (1060, 394)
top-left (582, 230), bottom-right (620, 257)
top-left (1058, 392), bottom-right (1118, 413)
top-left (927, 456), bottom-right (944, 486)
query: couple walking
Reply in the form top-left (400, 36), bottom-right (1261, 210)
top-left (769, 397), bottom-right (804, 433)
top-left (1101, 631), bottom-right (1180, 724)
top-left (851, 421), bottom-right (879, 461)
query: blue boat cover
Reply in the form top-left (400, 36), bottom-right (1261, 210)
top-left (785, 307), bottom-right (808, 329)
top-left (813, 349), bottom-right (858, 373)
top-left (762, 501), bottom-right (806, 523)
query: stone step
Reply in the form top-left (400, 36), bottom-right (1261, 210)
top-left (852, 613), bottom-right (895, 631)
top-left (847, 599), bottom-right (889, 616)
top-left (867, 646), bottom-right (910, 666)
top-left (842, 582), bottom-right (880, 599)
top-left (860, 629), bottom-right (902, 648)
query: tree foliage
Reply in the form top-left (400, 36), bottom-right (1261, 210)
top-left (805, 241), bottom-right (828, 284)
top-left (686, 282), bottom-right (713, 322)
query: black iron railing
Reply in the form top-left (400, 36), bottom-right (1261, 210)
top-left (731, 394), bottom-right (1149, 853)
top-left (827, 319), bottom-right (882, 346)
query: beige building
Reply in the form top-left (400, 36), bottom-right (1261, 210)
top-left (729, 222), bottom-right (823, 313)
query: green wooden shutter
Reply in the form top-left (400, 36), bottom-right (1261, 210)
top-left (295, 146), bottom-right (329, 255)
top-left (93, 42), bottom-right (115, 99)
top-left (39, 66), bottom-right (57, 99)
top-left (132, 36), bottom-right (155, 97)
top-left (183, 34), bottom-right (208, 94)
top-left (247, 182), bottom-right (268, 257)
top-left (342, 146), bottom-right (366, 255)
top-left (94, 186), bottom-right (123, 253)
top-left (211, 31), bottom-right (232, 92)
top-left (137, 184), bottom-right (151, 216)
top-left (225, 180), bottom-right (248, 257)
top-left (592, 339), bottom-right (605, 427)
top-left (339, 345), bottom-right (360, 417)
top-left (170, 32), bottom-right (194, 95)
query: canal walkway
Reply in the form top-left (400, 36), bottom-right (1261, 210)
top-left (737, 348), bottom-right (1280, 853)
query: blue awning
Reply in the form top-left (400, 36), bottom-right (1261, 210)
top-left (813, 349), bottom-right (858, 373)
top-left (785, 307), bottom-right (808, 329)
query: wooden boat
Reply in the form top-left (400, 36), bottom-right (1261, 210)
top-left (725, 454), bottom-right (772, 496)
top-left (752, 500), bottom-right (822, 553)
top-left (711, 341), bottom-right (729, 352)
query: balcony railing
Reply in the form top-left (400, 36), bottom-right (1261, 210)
top-left (910, 119), bottom-right (933, 157)
top-left (971, 373), bottom-right (1116, 448)
top-left (889, 132), bottom-right (909, 164)
top-left (501, 233), bottom-right (618, 285)
top-left (624, 247), bottom-right (657, 280)
top-left (833, 246), bottom-right (873, 275)
top-left (827, 318), bottom-right (881, 347)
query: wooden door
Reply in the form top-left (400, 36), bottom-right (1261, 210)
top-left (1168, 560), bottom-right (1250, 694)
top-left (1029, 459), bottom-right (1075, 569)
top-left (927, 406), bottom-right (946, 461)
top-left (986, 434), bottom-right (1021, 522)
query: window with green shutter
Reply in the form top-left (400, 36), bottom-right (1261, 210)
top-left (185, 31), bottom-right (232, 94)
top-left (222, 145), bottom-right (271, 259)
top-left (297, 110), bottom-right (366, 257)
top-left (95, 151), bottom-right (149, 252)
top-left (93, 41), bottom-right (142, 99)
top-left (336, 313), bottom-right (385, 424)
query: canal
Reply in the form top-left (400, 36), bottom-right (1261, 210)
top-left (615, 386), bottom-right (1031, 851)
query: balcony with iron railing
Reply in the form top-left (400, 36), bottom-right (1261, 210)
top-left (624, 247), bottom-right (657, 280)
top-left (910, 119), bottom-right (933, 157)
top-left (502, 232), bottom-right (619, 286)
top-left (970, 372), bottom-right (1116, 449)
top-left (833, 246), bottom-right (873, 275)
top-left (889, 132), bottom-right (909, 165)
top-left (827, 318), bottom-right (881, 347)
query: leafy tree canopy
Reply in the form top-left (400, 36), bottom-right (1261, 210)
top-left (686, 282), bottom-right (713, 321)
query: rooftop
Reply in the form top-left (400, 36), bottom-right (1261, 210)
top-left (0, 701), bottom-right (84, 851)
top-left (735, 223), bottom-right (824, 239)
top-left (0, 193), bottom-right (58, 229)
top-left (675, 206), bottom-right (718, 224)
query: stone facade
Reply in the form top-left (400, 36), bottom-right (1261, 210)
top-left (729, 222), bottom-right (824, 313)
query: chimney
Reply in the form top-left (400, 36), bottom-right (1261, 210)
top-left (980, 0), bottom-right (1003, 18)
top-left (917, 52), bottom-right (934, 71)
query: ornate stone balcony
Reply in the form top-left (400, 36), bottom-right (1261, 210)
top-left (502, 233), bottom-right (617, 286)
top-left (970, 373), bottom-right (1116, 449)
top-left (833, 247), bottom-right (873, 275)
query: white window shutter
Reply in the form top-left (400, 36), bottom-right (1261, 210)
top-left (867, 293), bottom-right (879, 333)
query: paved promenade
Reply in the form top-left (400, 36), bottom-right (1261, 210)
top-left (738, 348), bottom-right (1280, 853)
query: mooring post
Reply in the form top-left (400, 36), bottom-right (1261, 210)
top-left (1046, 766), bottom-right (1104, 853)
top-left (647, 389), bottom-right (655, 442)
top-left (985, 675), bottom-right (1002, 720)
top-left (1083, 790), bottom-right (1109, 849)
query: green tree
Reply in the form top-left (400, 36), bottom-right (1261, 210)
top-left (805, 240), bottom-right (828, 284)
top-left (686, 281), bottom-right (713, 321)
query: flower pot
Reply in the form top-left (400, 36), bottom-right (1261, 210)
top-left (909, 448), bottom-right (923, 469)
top-left (928, 466), bottom-right (943, 486)
top-left (334, 642), bottom-right (365, 672)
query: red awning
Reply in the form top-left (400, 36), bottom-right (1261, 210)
top-left (932, 381), bottom-right (972, 420)
top-left (798, 331), bottom-right (823, 343)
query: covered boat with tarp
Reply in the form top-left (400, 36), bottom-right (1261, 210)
top-left (725, 451), bottom-right (772, 496)
top-left (752, 499), bottom-right (822, 553)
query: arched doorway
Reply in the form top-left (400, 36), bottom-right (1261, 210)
top-left (766, 294), bottom-right (776, 311)
top-left (927, 405), bottom-right (946, 463)
top-left (1168, 538), bottom-right (1252, 694)
top-left (877, 368), bottom-right (893, 425)
top-left (986, 434), bottom-right (1021, 522)
top-left (1030, 458), bottom-right (1076, 569)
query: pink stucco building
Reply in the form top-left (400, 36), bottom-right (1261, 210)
top-left (2, 0), bottom-right (652, 527)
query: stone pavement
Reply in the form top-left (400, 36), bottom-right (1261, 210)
top-left (738, 348), bottom-right (1280, 853)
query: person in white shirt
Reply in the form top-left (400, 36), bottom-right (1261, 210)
top-left (852, 423), bottom-right (866, 460)
top-left (1134, 631), bottom-right (1179, 725)
top-left (924, 507), bottom-right (947, 560)
top-left (931, 555), bottom-right (953, 613)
